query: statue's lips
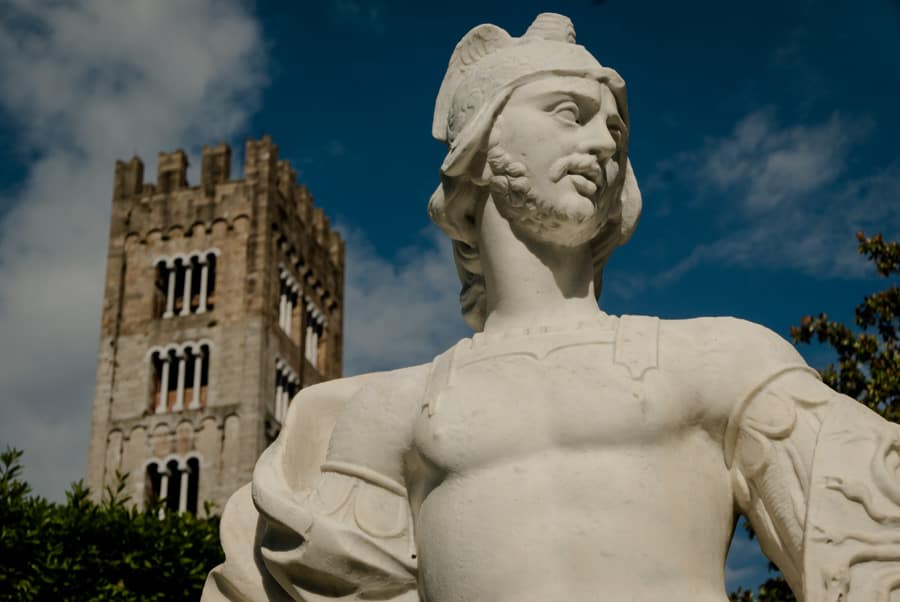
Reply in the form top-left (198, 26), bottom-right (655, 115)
top-left (566, 173), bottom-right (599, 198)
top-left (551, 155), bottom-right (607, 201)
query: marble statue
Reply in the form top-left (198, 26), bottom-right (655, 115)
top-left (203, 13), bottom-right (900, 602)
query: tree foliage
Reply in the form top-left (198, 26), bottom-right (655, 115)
top-left (729, 232), bottom-right (899, 601)
top-left (0, 448), bottom-right (223, 601)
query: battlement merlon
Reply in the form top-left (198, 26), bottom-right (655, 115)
top-left (244, 135), bottom-right (278, 187)
top-left (328, 231), bottom-right (345, 271)
top-left (202, 143), bottom-right (231, 195)
top-left (157, 149), bottom-right (189, 193)
top-left (114, 157), bottom-right (144, 200)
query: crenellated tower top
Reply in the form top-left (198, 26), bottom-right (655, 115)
top-left (109, 136), bottom-right (344, 288)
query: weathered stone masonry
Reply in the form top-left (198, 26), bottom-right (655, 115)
top-left (86, 137), bottom-right (344, 514)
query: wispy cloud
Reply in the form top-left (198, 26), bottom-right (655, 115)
top-left (0, 0), bottom-right (266, 500)
top-left (630, 110), bottom-right (897, 296)
top-left (701, 110), bottom-right (867, 212)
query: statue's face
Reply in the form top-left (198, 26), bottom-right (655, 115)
top-left (487, 75), bottom-right (626, 246)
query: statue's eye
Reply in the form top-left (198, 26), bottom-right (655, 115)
top-left (608, 116), bottom-right (626, 141)
top-left (552, 101), bottom-right (580, 124)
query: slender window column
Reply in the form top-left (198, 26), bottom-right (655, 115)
top-left (157, 354), bottom-right (171, 414)
top-left (190, 350), bottom-right (204, 410)
top-left (173, 350), bottom-right (187, 412)
top-left (158, 468), bottom-right (169, 518)
top-left (279, 291), bottom-right (288, 331)
top-left (197, 256), bottom-right (209, 314)
top-left (164, 264), bottom-right (176, 318)
top-left (181, 260), bottom-right (193, 316)
top-left (285, 288), bottom-right (295, 337)
top-left (275, 376), bottom-right (283, 421)
top-left (159, 468), bottom-right (170, 502)
top-left (286, 293), bottom-right (292, 335)
top-left (278, 388), bottom-right (285, 422)
top-left (178, 467), bottom-right (190, 513)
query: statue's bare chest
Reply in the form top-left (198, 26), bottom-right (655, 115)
top-left (413, 320), bottom-right (693, 475)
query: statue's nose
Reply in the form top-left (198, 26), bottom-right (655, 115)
top-left (577, 117), bottom-right (617, 161)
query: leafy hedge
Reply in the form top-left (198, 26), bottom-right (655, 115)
top-left (0, 449), bottom-right (223, 601)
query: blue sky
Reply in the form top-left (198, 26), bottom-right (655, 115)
top-left (0, 0), bottom-right (898, 593)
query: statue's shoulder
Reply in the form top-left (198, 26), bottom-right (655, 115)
top-left (655, 316), bottom-right (810, 410)
top-left (657, 315), bottom-right (804, 366)
top-left (278, 364), bottom-right (433, 486)
top-left (296, 363), bottom-right (432, 409)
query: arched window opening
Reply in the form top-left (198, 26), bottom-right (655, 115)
top-left (154, 261), bottom-right (168, 317)
top-left (151, 350), bottom-right (177, 413)
top-left (144, 457), bottom-right (201, 515)
top-left (277, 267), bottom-right (300, 342)
top-left (274, 359), bottom-right (299, 424)
top-left (304, 300), bottom-right (326, 370)
top-left (199, 344), bottom-right (210, 406)
top-left (186, 457), bottom-right (200, 514)
top-left (165, 459), bottom-right (181, 513)
top-left (172, 258), bottom-right (187, 316)
top-left (204, 253), bottom-right (217, 311)
top-left (188, 257), bottom-right (201, 313)
top-left (151, 343), bottom-right (211, 413)
top-left (155, 250), bottom-right (217, 318)
top-left (145, 462), bottom-right (163, 504)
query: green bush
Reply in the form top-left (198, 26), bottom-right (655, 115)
top-left (0, 448), bottom-right (223, 601)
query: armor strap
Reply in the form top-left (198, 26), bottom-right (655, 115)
top-left (614, 315), bottom-right (660, 379)
top-left (423, 343), bottom-right (460, 417)
top-left (424, 315), bottom-right (659, 417)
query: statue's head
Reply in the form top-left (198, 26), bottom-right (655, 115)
top-left (429, 13), bottom-right (642, 331)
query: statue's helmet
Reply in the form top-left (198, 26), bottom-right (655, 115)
top-left (428, 13), bottom-right (642, 330)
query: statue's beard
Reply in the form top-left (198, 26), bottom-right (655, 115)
top-left (485, 145), bottom-right (620, 246)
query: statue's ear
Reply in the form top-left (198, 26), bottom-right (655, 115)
top-left (618, 159), bottom-right (642, 243)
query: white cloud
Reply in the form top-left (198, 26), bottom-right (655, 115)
top-left (702, 110), bottom-right (868, 212)
top-left (0, 0), bottom-right (266, 500)
top-left (679, 163), bottom-right (899, 280)
top-left (340, 227), bottom-right (469, 375)
top-left (628, 110), bottom-right (898, 296)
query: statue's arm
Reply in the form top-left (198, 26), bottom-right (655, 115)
top-left (724, 324), bottom-right (900, 601)
top-left (202, 369), bottom-right (425, 602)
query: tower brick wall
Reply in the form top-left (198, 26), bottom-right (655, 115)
top-left (86, 136), bottom-right (344, 514)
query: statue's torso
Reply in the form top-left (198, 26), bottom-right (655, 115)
top-left (411, 320), bottom-right (735, 601)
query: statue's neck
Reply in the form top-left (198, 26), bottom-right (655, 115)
top-left (478, 198), bottom-right (602, 333)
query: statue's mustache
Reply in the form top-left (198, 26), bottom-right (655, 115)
top-left (548, 153), bottom-right (603, 185)
top-left (548, 153), bottom-right (619, 196)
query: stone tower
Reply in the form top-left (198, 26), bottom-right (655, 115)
top-left (85, 136), bottom-right (344, 515)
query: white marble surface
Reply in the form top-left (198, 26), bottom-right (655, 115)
top-left (203, 13), bottom-right (900, 602)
